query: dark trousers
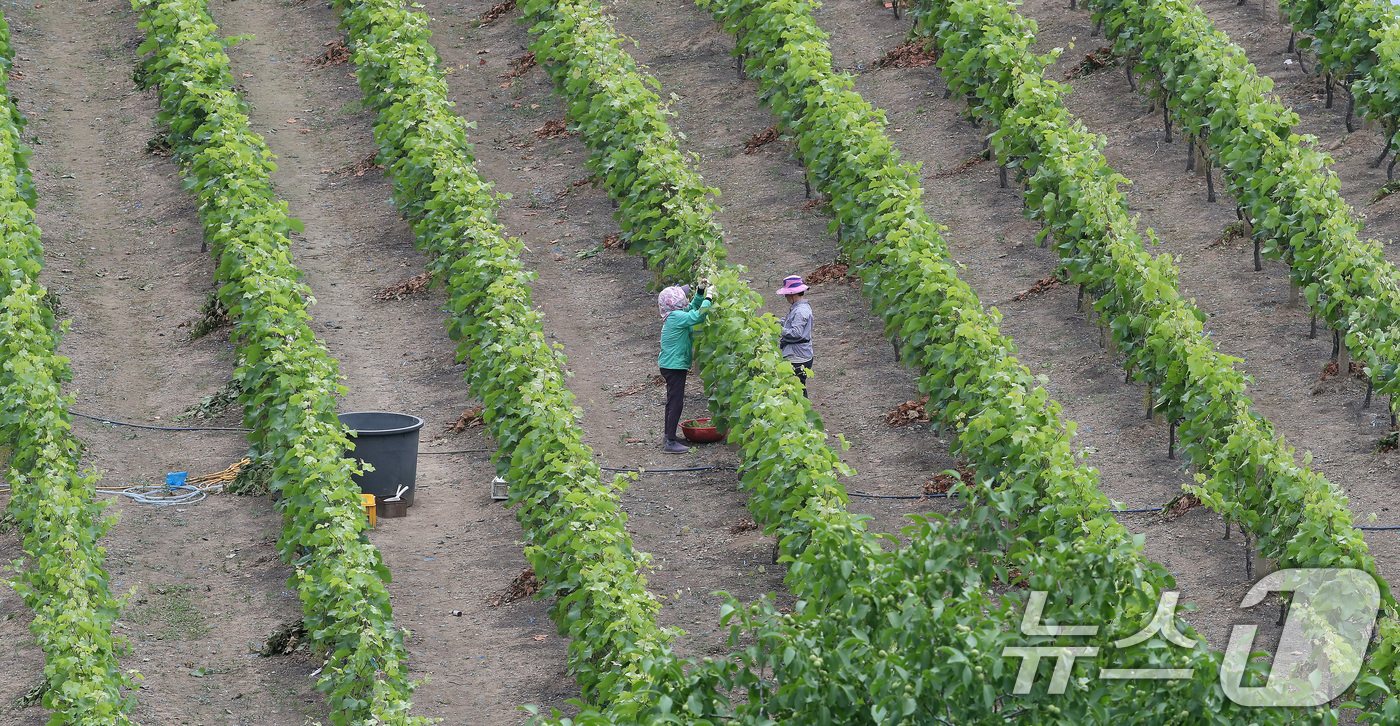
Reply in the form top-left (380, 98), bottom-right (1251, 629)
top-left (792, 359), bottom-right (812, 398)
top-left (660, 368), bottom-right (688, 441)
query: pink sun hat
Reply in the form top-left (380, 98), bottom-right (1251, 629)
top-left (776, 275), bottom-right (808, 295)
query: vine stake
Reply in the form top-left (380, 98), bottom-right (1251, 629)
top-left (1346, 84), bottom-right (1356, 133)
top-left (1244, 530), bottom-right (1253, 580)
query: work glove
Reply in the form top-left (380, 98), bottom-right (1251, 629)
top-left (705, 285), bottom-right (717, 301)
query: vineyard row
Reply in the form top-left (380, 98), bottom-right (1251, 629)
top-left (133, 0), bottom-right (424, 722)
top-left (0, 6), bottom-right (139, 723)
top-left (332, 0), bottom-right (679, 707)
top-left (1283, 0), bottom-right (1400, 178)
top-left (1072, 0), bottom-right (1400, 714)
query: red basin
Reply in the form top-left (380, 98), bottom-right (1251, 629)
top-left (680, 418), bottom-right (725, 443)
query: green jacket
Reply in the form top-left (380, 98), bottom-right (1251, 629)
top-left (658, 296), bottom-right (712, 370)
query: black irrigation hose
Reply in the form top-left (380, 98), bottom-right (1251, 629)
top-left (61, 411), bottom-right (1400, 530)
top-left (849, 491), bottom-right (949, 499)
top-left (69, 410), bottom-right (253, 432)
top-left (600, 465), bottom-right (739, 473)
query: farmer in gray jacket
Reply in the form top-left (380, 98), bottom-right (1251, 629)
top-left (776, 275), bottom-right (813, 398)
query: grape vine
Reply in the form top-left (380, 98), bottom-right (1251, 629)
top-left (132, 1), bottom-right (427, 722)
top-left (0, 9), bottom-right (140, 723)
top-left (1280, 0), bottom-right (1400, 176)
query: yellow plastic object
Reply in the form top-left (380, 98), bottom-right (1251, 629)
top-left (361, 493), bottom-right (376, 528)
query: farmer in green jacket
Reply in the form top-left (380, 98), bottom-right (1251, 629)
top-left (657, 282), bottom-right (716, 454)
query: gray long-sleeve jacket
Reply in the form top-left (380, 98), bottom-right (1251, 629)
top-left (779, 299), bottom-right (813, 363)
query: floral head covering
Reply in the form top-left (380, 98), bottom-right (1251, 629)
top-left (658, 285), bottom-right (689, 320)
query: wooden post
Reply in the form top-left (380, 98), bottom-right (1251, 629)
top-left (1245, 530), bottom-right (1253, 580)
top-left (1204, 154), bottom-right (1215, 202)
top-left (1346, 84), bottom-right (1356, 133)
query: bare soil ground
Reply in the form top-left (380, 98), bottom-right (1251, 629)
top-left (4, 0), bottom-right (1395, 722)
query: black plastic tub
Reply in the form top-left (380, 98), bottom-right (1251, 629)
top-left (338, 412), bottom-right (424, 507)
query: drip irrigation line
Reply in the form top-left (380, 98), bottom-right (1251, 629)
top-left (600, 465), bottom-right (739, 473)
top-left (69, 410), bottom-right (252, 432)
top-left (849, 491), bottom-right (948, 499)
top-left (60, 412), bottom-right (1400, 529)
